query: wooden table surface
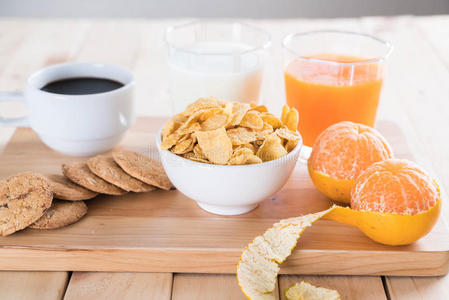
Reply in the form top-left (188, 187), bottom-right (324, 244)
top-left (0, 15), bottom-right (448, 299)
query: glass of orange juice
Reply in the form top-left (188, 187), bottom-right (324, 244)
top-left (283, 30), bottom-right (392, 156)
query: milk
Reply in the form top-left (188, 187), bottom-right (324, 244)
top-left (167, 41), bottom-right (264, 113)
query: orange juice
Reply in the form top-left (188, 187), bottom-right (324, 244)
top-left (285, 53), bottom-right (383, 146)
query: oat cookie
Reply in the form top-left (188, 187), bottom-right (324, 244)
top-left (112, 149), bottom-right (174, 190)
top-left (62, 161), bottom-right (127, 195)
top-left (45, 174), bottom-right (98, 201)
top-left (30, 200), bottom-right (87, 229)
top-left (87, 155), bottom-right (155, 192)
top-left (0, 173), bottom-right (53, 236)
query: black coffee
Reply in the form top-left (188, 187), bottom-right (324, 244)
top-left (41, 77), bottom-right (124, 95)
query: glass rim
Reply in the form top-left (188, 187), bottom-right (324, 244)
top-left (282, 30), bottom-right (393, 66)
top-left (165, 20), bottom-right (271, 56)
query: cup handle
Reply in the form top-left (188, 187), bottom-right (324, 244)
top-left (0, 91), bottom-right (29, 127)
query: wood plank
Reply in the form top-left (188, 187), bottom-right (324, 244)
top-left (386, 275), bottom-right (449, 300)
top-left (0, 19), bottom-right (41, 78)
top-left (278, 275), bottom-right (387, 300)
top-left (0, 117), bottom-right (447, 275)
top-left (0, 271), bottom-right (68, 300)
top-left (0, 19), bottom-right (90, 91)
top-left (172, 273), bottom-right (279, 300)
top-left (414, 16), bottom-right (449, 70)
top-left (63, 272), bottom-right (172, 300)
top-left (74, 19), bottom-right (143, 69)
top-left (0, 128), bottom-right (14, 154)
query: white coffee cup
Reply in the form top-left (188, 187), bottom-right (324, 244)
top-left (0, 62), bottom-right (135, 156)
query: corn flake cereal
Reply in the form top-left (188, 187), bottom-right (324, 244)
top-left (201, 112), bottom-right (228, 131)
top-left (256, 133), bottom-right (288, 162)
top-left (183, 97), bottom-right (224, 116)
top-left (193, 144), bottom-right (208, 160)
top-left (255, 122), bottom-right (274, 139)
top-left (240, 110), bottom-right (264, 130)
top-left (228, 102), bottom-right (251, 127)
top-left (261, 112), bottom-right (283, 130)
top-left (183, 152), bottom-right (210, 163)
top-left (234, 143), bottom-right (257, 154)
top-left (250, 104), bottom-right (269, 113)
top-left (228, 148), bottom-right (263, 165)
top-left (195, 127), bottom-right (232, 165)
top-left (161, 99), bottom-right (301, 165)
top-left (227, 127), bottom-right (257, 145)
top-left (171, 136), bottom-right (195, 154)
top-left (276, 126), bottom-right (300, 141)
top-left (285, 139), bottom-right (299, 153)
top-left (282, 106), bottom-right (299, 131)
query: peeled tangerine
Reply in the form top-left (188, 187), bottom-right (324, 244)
top-left (308, 121), bottom-right (393, 203)
top-left (325, 158), bottom-right (441, 246)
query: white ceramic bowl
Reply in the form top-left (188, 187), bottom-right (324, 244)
top-left (156, 129), bottom-right (302, 215)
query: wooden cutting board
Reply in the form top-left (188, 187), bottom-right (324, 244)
top-left (0, 117), bottom-right (448, 276)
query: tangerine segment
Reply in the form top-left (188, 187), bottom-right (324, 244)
top-left (308, 164), bottom-right (353, 203)
top-left (351, 159), bottom-right (439, 215)
top-left (324, 199), bottom-right (441, 246)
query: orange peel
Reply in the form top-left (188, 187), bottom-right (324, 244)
top-left (237, 206), bottom-right (336, 300)
top-left (325, 199), bottom-right (441, 246)
top-left (284, 281), bottom-right (341, 300)
top-left (308, 164), bottom-right (353, 203)
top-left (327, 159), bottom-right (442, 246)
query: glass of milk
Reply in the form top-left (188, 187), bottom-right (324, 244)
top-left (165, 21), bottom-right (271, 113)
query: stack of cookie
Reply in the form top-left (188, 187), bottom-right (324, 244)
top-left (0, 150), bottom-right (173, 236)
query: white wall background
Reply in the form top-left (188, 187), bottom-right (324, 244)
top-left (1, 0), bottom-right (449, 18)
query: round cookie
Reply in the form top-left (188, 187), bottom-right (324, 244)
top-left (87, 155), bottom-right (155, 192)
top-left (62, 161), bottom-right (127, 196)
top-left (30, 200), bottom-right (87, 229)
top-left (0, 173), bottom-right (53, 236)
top-left (45, 174), bottom-right (98, 201)
top-left (112, 149), bottom-right (174, 190)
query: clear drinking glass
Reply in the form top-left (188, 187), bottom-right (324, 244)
top-left (283, 30), bottom-right (393, 159)
top-left (165, 21), bottom-right (270, 113)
